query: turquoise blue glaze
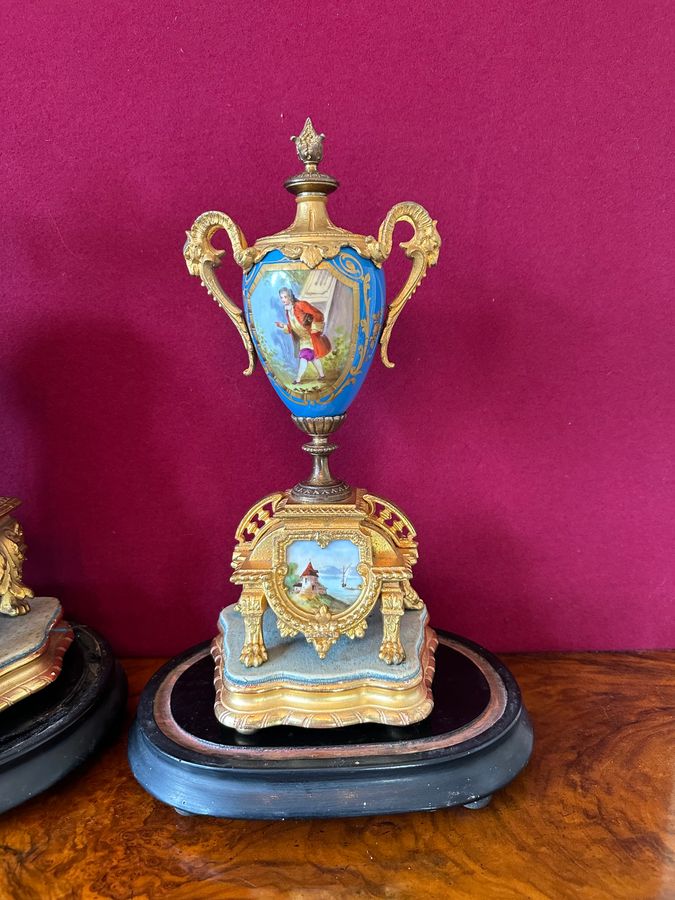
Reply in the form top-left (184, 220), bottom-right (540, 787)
top-left (218, 605), bottom-right (428, 685)
top-left (243, 248), bottom-right (385, 417)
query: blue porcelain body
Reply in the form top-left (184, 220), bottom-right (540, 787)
top-left (242, 248), bottom-right (385, 417)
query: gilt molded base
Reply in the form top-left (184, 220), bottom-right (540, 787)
top-left (0, 597), bottom-right (74, 711)
top-left (212, 605), bottom-right (437, 732)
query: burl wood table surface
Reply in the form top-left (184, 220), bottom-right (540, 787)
top-left (0, 652), bottom-right (673, 899)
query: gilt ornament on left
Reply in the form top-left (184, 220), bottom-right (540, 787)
top-left (0, 496), bottom-right (127, 814)
top-left (0, 497), bottom-right (73, 711)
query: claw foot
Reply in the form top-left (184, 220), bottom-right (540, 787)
top-left (379, 640), bottom-right (406, 665)
top-left (240, 642), bottom-right (268, 667)
top-left (0, 595), bottom-right (31, 616)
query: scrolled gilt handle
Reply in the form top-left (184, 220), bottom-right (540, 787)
top-left (183, 211), bottom-right (258, 376)
top-left (367, 202), bottom-right (441, 368)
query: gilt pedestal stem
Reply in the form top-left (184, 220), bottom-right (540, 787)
top-left (290, 414), bottom-right (351, 503)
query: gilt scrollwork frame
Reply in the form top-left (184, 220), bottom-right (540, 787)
top-left (266, 528), bottom-right (379, 658)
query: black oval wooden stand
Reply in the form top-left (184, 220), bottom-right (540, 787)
top-left (129, 630), bottom-right (533, 819)
top-left (0, 624), bottom-right (127, 815)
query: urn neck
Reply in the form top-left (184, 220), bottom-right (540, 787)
top-left (289, 193), bottom-right (335, 234)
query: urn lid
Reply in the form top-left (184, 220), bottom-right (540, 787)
top-left (249, 118), bottom-right (383, 270)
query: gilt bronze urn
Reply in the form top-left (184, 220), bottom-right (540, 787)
top-left (183, 118), bottom-right (441, 730)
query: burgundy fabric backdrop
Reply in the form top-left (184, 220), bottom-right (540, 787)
top-left (1, 2), bottom-right (672, 654)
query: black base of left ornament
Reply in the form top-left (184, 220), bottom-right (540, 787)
top-left (0, 624), bottom-right (127, 814)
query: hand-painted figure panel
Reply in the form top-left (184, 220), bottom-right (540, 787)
top-left (243, 249), bottom-right (385, 417)
top-left (248, 265), bottom-right (355, 393)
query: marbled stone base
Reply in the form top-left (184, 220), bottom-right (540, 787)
top-left (0, 597), bottom-right (73, 711)
top-left (212, 606), bottom-right (437, 731)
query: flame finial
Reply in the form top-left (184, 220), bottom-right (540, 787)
top-left (285, 118), bottom-right (338, 196)
top-left (291, 118), bottom-right (325, 171)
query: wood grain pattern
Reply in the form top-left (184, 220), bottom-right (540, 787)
top-left (0, 652), bottom-right (673, 900)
